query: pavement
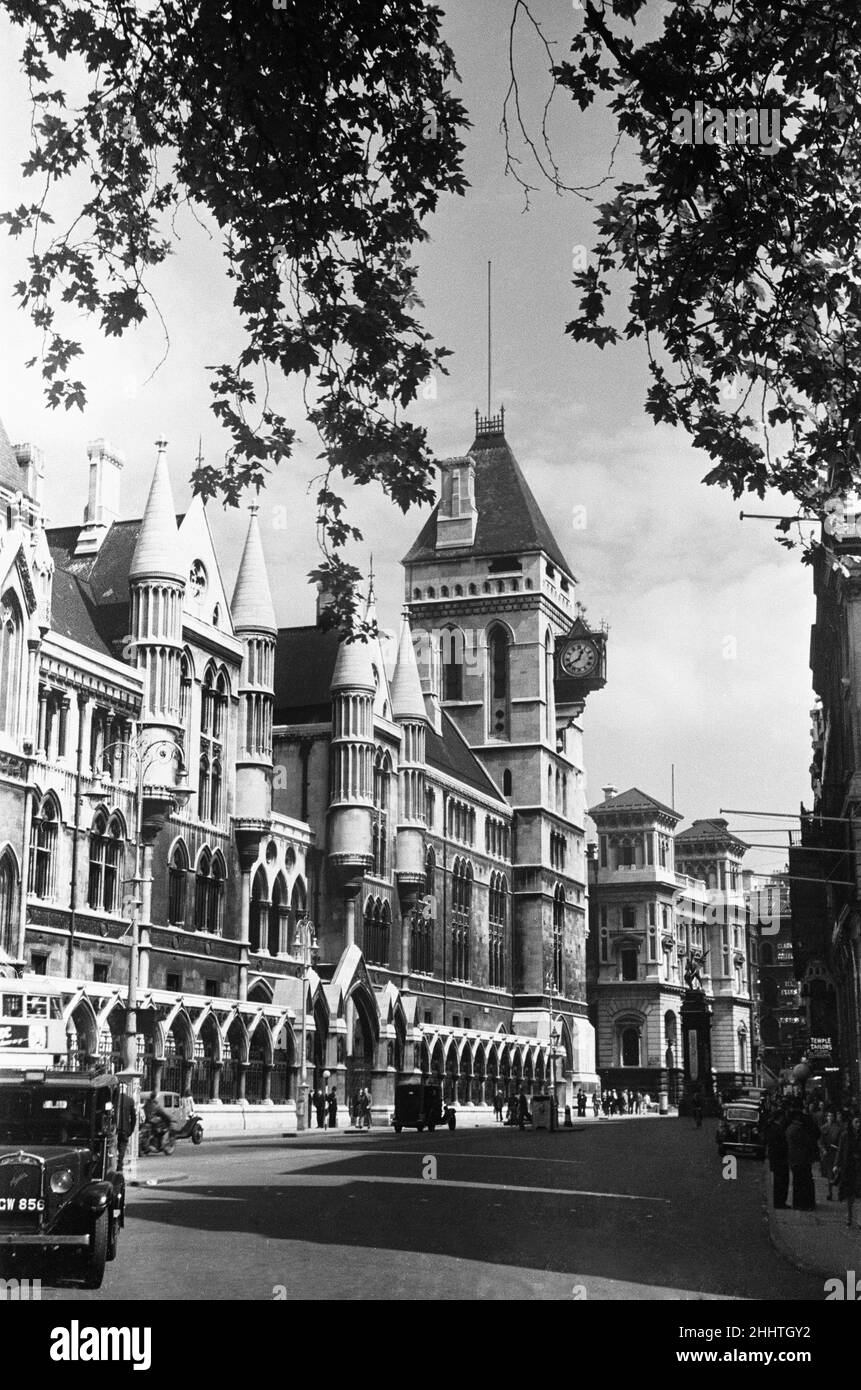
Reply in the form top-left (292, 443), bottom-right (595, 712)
top-left (765, 1166), bottom-right (861, 1280)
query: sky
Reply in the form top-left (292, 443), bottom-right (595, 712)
top-left (0, 0), bottom-right (815, 870)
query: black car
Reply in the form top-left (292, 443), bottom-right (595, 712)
top-left (716, 1101), bottom-right (766, 1160)
top-left (0, 1070), bottom-right (127, 1288)
top-left (392, 1080), bottom-right (456, 1133)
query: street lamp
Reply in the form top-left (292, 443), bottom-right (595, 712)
top-left (293, 917), bottom-right (317, 1132)
top-left (89, 728), bottom-right (187, 1178)
top-left (549, 1026), bottom-right (560, 1127)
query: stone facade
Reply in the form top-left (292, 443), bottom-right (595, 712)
top-left (0, 409), bottom-right (601, 1129)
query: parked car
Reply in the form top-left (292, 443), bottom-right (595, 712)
top-left (716, 1100), bottom-right (766, 1160)
top-left (392, 1080), bottom-right (456, 1133)
top-left (0, 1069), bottom-right (127, 1288)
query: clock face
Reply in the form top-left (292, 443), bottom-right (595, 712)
top-left (560, 639), bottom-right (598, 676)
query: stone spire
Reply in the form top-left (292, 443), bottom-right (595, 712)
top-left (231, 504), bottom-right (276, 633)
top-left (330, 628), bottom-right (376, 693)
top-left (129, 438), bottom-right (184, 581)
top-left (391, 611), bottom-right (427, 723)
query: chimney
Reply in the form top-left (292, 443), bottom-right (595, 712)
top-left (316, 581), bottom-right (336, 627)
top-left (12, 442), bottom-right (44, 510)
top-left (75, 439), bottom-right (124, 557)
top-left (602, 785), bottom-right (618, 801)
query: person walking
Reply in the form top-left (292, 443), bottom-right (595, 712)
top-left (592, 1091), bottom-right (600, 1118)
top-left (327, 1087), bottom-right (338, 1129)
top-left (576, 1088), bottom-right (586, 1118)
top-left (836, 1113), bottom-right (861, 1229)
top-left (820, 1109), bottom-right (843, 1202)
top-left (314, 1087), bottom-right (326, 1129)
top-left (493, 1088), bottom-right (504, 1122)
top-left (786, 1108), bottom-right (818, 1210)
top-left (360, 1086), bottom-right (372, 1130)
top-left (766, 1108), bottom-right (789, 1209)
top-left (517, 1090), bottom-right (530, 1131)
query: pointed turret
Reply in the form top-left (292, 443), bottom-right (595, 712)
top-left (231, 505), bottom-right (276, 634)
top-left (328, 618), bottom-right (375, 871)
top-left (233, 505), bottom-right (276, 819)
top-left (129, 438), bottom-right (183, 582)
top-left (330, 629), bottom-right (376, 693)
top-left (391, 613), bottom-right (426, 723)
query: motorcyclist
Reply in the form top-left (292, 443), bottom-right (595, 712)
top-left (143, 1090), bottom-right (173, 1148)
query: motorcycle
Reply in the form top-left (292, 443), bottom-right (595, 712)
top-left (139, 1119), bottom-right (176, 1156)
top-left (173, 1113), bottom-right (204, 1145)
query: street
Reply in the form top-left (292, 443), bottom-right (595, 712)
top-left (34, 1117), bottom-right (824, 1301)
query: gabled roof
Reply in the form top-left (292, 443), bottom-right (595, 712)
top-left (403, 422), bottom-right (575, 579)
top-left (589, 786), bottom-right (680, 820)
top-left (273, 624), bottom-right (341, 722)
top-left (426, 710), bottom-right (504, 803)
top-left (676, 818), bottom-right (749, 852)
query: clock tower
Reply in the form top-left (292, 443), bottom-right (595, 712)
top-left (403, 409), bottom-right (607, 1068)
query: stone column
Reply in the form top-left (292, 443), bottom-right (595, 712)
top-left (237, 1060), bottom-right (248, 1102)
top-left (237, 867), bottom-right (251, 1001)
top-left (211, 1060), bottom-right (222, 1103)
top-left (36, 687), bottom-right (48, 756)
top-left (262, 1063), bottom-right (273, 1105)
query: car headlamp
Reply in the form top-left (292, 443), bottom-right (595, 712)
top-left (50, 1169), bottom-right (74, 1194)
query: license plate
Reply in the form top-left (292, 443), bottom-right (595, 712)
top-left (0, 1198), bottom-right (44, 1213)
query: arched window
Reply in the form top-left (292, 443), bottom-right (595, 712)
top-left (199, 664), bottom-right (227, 823)
top-left (503, 768), bottom-right (512, 797)
top-left (194, 849), bottom-right (225, 935)
top-left (0, 850), bottom-right (17, 954)
top-left (487, 626), bottom-right (510, 739)
top-left (451, 858), bottom-right (472, 982)
top-left (268, 874), bottom-right (287, 956)
top-left (489, 872), bottom-right (507, 988)
top-left (363, 896), bottom-right (391, 966)
top-left (0, 591), bottom-right (23, 737)
top-left (372, 748), bottom-right (391, 877)
top-left (87, 812), bottom-right (124, 914)
top-left (289, 876), bottom-right (307, 952)
top-left (168, 840), bottom-right (189, 925)
top-left (441, 626), bottom-right (464, 702)
top-left (179, 651), bottom-right (192, 742)
top-left (250, 866), bottom-right (268, 953)
top-left (552, 884), bottom-right (565, 991)
top-left (28, 796), bottom-right (58, 899)
top-left (412, 848), bottom-right (435, 975)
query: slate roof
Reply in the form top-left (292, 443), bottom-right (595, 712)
top-left (46, 515), bottom-right (185, 653)
top-left (675, 818), bottom-right (749, 851)
top-left (402, 424), bottom-right (575, 579)
top-left (273, 625), bottom-right (342, 722)
top-left (0, 419), bottom-right (21, 493)
top-left (426, 711), bottom-right (504, 802)
top-left (589, 786), bottom-right (680, 820)
top-left (48, 569), bottom-right (114, 658)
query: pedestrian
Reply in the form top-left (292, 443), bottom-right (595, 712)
top-left (836, 1114), bottom-right (861, 1229)
top-left (819, 1109), bottom-right (843, 1201)
top-left (576, 1088), bottom-right (586, 1118)
top-left (494, 1088), bottom-right (504, 1122)
top-left (692, 1090), bottom-right (703, 1129)
top-left (786, 1109), bottom-right (818, 1210)
top-left (592, 1091), bottom-right (600, 1118)
top-left (352, 1089), bottom-right (361, 1128)
top-left (314, 1088), bottom-right (325, 1129)
top-left (517, 1090), bottom-right (530, 1131)
top-left (626, 1088), bottom-right (634, 1114)
top-left (327, 1087), bottom-right (338, 1129)
top-left (360, 1086), bottom-right (372, 1130)
top-left (766, 1108), bottom-right (789, 1209)
top-left (116, 1087), bottom-right (137, 1173)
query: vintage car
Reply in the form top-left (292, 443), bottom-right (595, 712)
top-left (392, 1080), bottom-right (456, 1133)
top-left (0, 1069), bottom-right (127, 1288)
top-left (716, 1100), bottom-right (766, 1160)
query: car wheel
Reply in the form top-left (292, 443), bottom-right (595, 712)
top-left (393, 1123), bottom-right (402, 1133)
top-left (191, 1123), bottom-right (203, 1145)
top-left (84, 1211), bottom-right (108, 1289)
top-left (107, 1213), bottom-right (119, 1263)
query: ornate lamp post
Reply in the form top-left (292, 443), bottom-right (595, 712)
top-left (549, 1025), bottom-right (560, 1130)
top-left (89, 728), bottom-right (188, 1178)
top-left (293, 917), bottom-right (317, 1132)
